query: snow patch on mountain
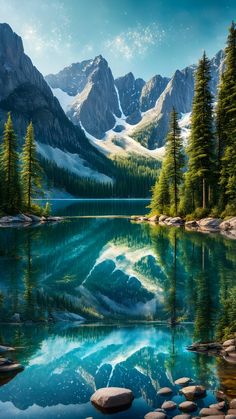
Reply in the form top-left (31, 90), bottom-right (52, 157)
top-left (51, 88), bottom-right (75, 113)
top-left (179, 112), bottom-right (191, 145)
top-left (81, 122), bottom-right (165, 159)
top-left (37, 142), bottom-right (113, 183)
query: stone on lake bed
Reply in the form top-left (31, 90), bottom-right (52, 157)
top-left (180, 385), bottom-right (206, 400)
top-left (174, 377), bottom-right (191, 386)
top-left (157, 387), bottom-right (173, 396)
top-left (225, 345), bottom-right (235, 353)
top-left (230, 400), bottom-right (236, 409)
top-left (173, 415), bottom-right (191, 419)
top-left (179, 401), bottom-right (198, 412)
top-left (200, 408), bottom-right (223, 416)
top-left (226, 415), bottom-right (236, 419)
top-left (209, 402), bottom-right (225, 410)
top-left (202, 416), bottom-right (225, 419)
top-left (161, 401), bottom-right (177, 410)
top-left (228, 411), bottom-right (236, 416)
top-left (90, 387), bottom-right (133, 410)
top-left (223, 339), bottom-right (235, 347)
top-left (145, 413), bottom-right (167, 419)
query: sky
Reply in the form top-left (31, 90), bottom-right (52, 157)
top-left (0, 0), bottom-right (235, 80)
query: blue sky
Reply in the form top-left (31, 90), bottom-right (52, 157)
top-left (0, 0), bottom-right (235, 80)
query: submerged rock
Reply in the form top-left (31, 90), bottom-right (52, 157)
top-left (174, 377), bottom-right (191, 386)
top-left (161, 401), bottom-right (177, 410)
top-left (181, 385), bottom-right (206, 400)
top-left (90, 387), bottom-right (133, 410)
top-left (223, 339), bottom-right (235, 347)
top-left (200, 408), bottom-right (223, 416)
top-left (145, 413), bottom-right (166, 419)
top-left (10, 313), bottom-right (21, 323)
top-left (157, 387), bottom-right (173, 396)
top-left (230, 400), bottom-right (236, 409)
top-left (0, 363), bottom-right (24, 373)
top-left (179, 401), bottom-right (197, 412)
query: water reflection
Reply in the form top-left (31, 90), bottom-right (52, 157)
top-left (0, 219), bottom-right (235, 340)
top-left (0, 323), bottom-right (235, 419)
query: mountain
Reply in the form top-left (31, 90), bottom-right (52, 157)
top-left (46, 55), bottom-right (121, 139)
top-left (47, 50), bottom-right (224, 153)
top-left (115, 72), bottom-right (145, 124)
top-left (0, 23), bottom-right (112, 182)
top-left (130, 50), bottom-right (224, 148)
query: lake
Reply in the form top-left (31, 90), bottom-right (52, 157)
top-left (0, 200), bottom-right (235, 418)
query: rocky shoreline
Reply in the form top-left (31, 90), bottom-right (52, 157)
top-left (188, 337), bottom-right (236, 365)
top-left (130, 215), bottom-right (236, 239)
top-left (0, 213), bottom-right (63, 228)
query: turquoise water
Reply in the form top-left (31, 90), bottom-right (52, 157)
top-left (0, 200), bottom-right (236, 418)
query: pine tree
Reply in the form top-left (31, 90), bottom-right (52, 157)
top-left (21, 122), bottom-right (43, 211)
top-left (0, 113), bottom-right (21, 213)
top-left (216, 22), bottom-right (236, 211)
top-left (185, 52), bottom-right (215, 211)
top-left (165, 108), bottom-right (185, 215)
top-left (149, 165), bottom-right (170, 215)
top-left (150, 108), bottom-right (184, 215)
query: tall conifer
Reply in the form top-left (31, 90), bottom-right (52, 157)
top-left (0, 113), bottom-right (21, 213)
top-left (21, 122), bottom-right (43, 210)
top-left (216, 22), bottom-right (236, 211)
top-left (184, 52), bottom-right (214, 210)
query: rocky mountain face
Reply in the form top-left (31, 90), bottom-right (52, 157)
top-left (130, 51), bottom-right (224, 148)
top-left (115, 72), bottom-right (145, 124)
top-left (47, 50), bottom-right (223, 150)
top-left (46, 56), bottom-right (121, 139)
top-left (140, 75), bottom-right (169, 112)
top-left (0, 23), bottom-right (112, 180)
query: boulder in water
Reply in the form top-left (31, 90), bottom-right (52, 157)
top-left (90, 387), bottom-right (133, 411)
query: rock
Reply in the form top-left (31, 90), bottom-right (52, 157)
top-left (216, 391), bottom-right (227, 401)
top-left (161, 401), bottom-right (177, 410)
top-left (185, 220), bottom-right (199, 229)
top-left (228, 352), bottom-right (236, 359)
top-left (148, 215), bottom-right (159, 222)
top-left (220, 217), bottom-right (236, 231)
top-left (157, 387), bottom-right (173, 396)
top-left (130, 216), bottom-right (139, 221)
top-left (173, 416), bottom-right (191, 419)
top-left (198, 218), bottom-right (221, 231)
top-left (26, 214), bottom-right (41, 222)
top-left (209, 402), bottom-right (225, 410)
top-left (202, 416), bottom-right (225, 419)
top-left (187, 342), bottom-right (222, 353)
top-left (179, 401), bottom-right (197, 412)
top-left (159, 215), bottom-right (168, 222)
top-left (174, 377), bottom-right (191, 386)
top-left (226, 415), bottom-right (236, 419)
top-left (181, 385), bottom-right (206, 400)
top-left (0, 345), bottom-right (14, 353)
top-left (200, 408), bottom-right (223, 416)
top-left (228, 411), bottom-right (236, 416)
top-left (225, 345), bottom-right (235, 353)
top-left (230, 400), bottom-right (236, 409)
top-left (165, 217), bottom-right (184, 226)
top-left (223, 339), bottom-right (235, 347)
top-left (0, 363), bottom-right (24, 372)
top-left (10, 313), bottom-right (21, 323)
top-left (145, 413), bottom-right (167, 419)
top-left (90, 387), bottom-right (133, 410)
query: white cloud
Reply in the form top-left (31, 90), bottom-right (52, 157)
top-left (105, 23), bottom-right (165, 60)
